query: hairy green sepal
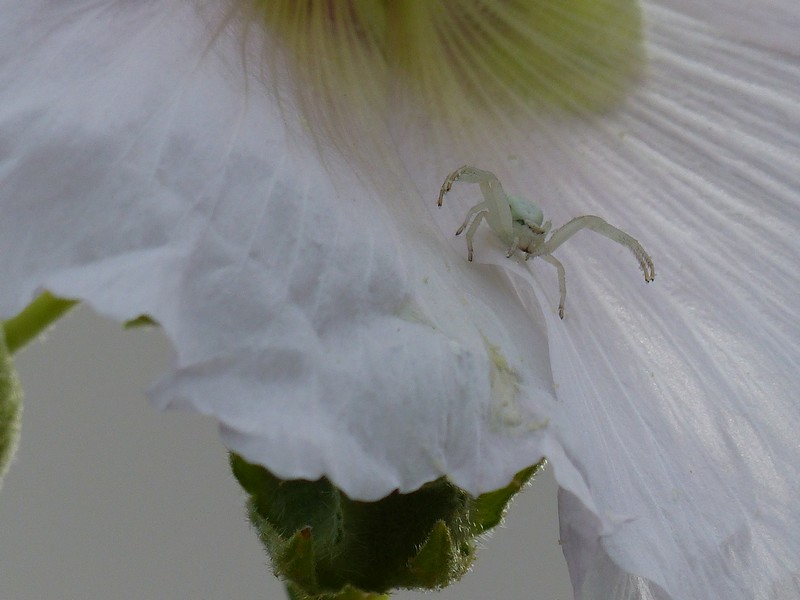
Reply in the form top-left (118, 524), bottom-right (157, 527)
top-left (231, 454), bottom-right (544, 598)
top-left (0, 328), bottom-right (23, 488)
top-left (2, 292), bottom-right (77, 354)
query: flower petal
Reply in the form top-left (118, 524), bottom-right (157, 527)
top-left (661, 0), bottom-right (800, 55)
top-left (510, 5), bottom-right (800, 598)
top-left (2, 2), bottom-right (799, 599)
top-left (0, 1), bottom-right (556, 501)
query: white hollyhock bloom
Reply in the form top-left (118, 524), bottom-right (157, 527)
top-left (1, 2), bottom-right (799, 600)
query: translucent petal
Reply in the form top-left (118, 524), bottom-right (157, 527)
top-left (525, 5), bottom-right (800, 599)
top-left (661, 0), bottom-right (800, 55)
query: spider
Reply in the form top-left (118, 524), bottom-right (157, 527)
top-left (437, 165), bottom-right (655, 319)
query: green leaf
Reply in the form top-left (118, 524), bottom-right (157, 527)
top-left (0, 327), bottom-right (23, 488)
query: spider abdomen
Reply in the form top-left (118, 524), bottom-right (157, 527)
top-left (507, 194), bottom-right (544, 228)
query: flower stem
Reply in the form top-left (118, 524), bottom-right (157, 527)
top-left (284, 582), bottom-right (390, 600)
top-left (2, 292), bottom-right (78, 354)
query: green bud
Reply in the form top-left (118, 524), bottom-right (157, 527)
top-left (231, 454), bottom-right (544, 598)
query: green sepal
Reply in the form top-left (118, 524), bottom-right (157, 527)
top-left (406, 520), bottom-right (457, 588)
top-left (280, 527), bottom-right (318, 591)
top-left (470, 461), bottom-right (544, 533)
top-left (231, 454), bottom-right (545, 598)
top-left (2, 291), bottom-right (77, 354)
top-left (123, 314), bottom-right (159, 329)
top-left (0, 327), bottom-right (23, 488)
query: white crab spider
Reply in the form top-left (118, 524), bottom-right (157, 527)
top-left (437, 165), bottom-right (655, 319)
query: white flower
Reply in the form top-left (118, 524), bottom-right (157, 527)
top-left (1, 2), bottom-right (798, 599)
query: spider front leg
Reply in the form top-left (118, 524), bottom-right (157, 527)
top-left (437, 165), bottom-right (500, 207)
top-left (456, 201), bottom-right (521, 261)
top-left (455, 203), bottom-right (490, 262)
top-left (438, 165), bottom-right (517, 258)
top-left (540, 254), bottom-right (567, 319)
top-left (542, 215), bottom-right (655, 282)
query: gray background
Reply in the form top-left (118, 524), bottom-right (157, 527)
top-left (0, 306), bottom-right (572, 599)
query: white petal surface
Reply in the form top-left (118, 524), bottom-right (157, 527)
top-left (1, 2), bottom-right (799, 600)
top-left (659, 0), bottom-right (800, 55)
top-left (396, 1), bottom-right (800, 598)
top-left (0, 1), bottom-right (555, 501)
top-left (511, 4), bottom-right (800, 599)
